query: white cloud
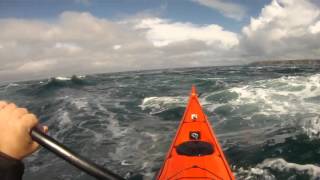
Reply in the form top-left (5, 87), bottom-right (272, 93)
top-left (243, 0), bottom-right (319, 38)
top-left (135, 18), bottom-right (239, 48)
top-left (192, 0), bottom-right (246, 21)
top-left (1, 0), bottom-right (320, 82)
top-left (241, 0), bottom-right (320, 59)
top-left (310, 21), bottom-right (320, 34)
top-left (17, 60), bottom-right (56, 72)
top-left (113, 45), bottom-right (122, 50)
top-left (54, 42), bottom-right (82, 54)
top-left (0, 12), bottom-right (238, 82)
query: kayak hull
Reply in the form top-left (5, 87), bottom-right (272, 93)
top-left (157, 86), bottom-right (234, 180)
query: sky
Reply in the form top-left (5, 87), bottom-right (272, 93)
top-left (0, 0), bottom-right (320, 82)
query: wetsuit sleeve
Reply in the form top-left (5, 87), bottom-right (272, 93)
top-left (0, 152), bottom-right (24, 180)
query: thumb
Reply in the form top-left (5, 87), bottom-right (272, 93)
top-left (26, 126), bottom-right (49, 157)
top-left (42, 125), bottom-right (48, 133)
top-left (30, 141), bottom-right (39, 152)
top-left (22, 141), bottom-right (40, 159)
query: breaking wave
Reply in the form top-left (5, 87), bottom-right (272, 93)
top-left (2, 65), bottom-right (320, 180)
top-left (141, 73), bottom-right (320, 138)
top-left (235, 158), bottom-right (320, 180)
top-left (46, 75), bottom-right (87, 86)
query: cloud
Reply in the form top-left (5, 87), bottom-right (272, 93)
top-left (0, 12), bottom-right (238, 82)
top-left (310, 21), bottom-right (320, 34)
top-left (191, 0), bottom-right (246, 21)
top-left (54, 42), bottom-right (82, 54)
top-left (135, 18), bottom-right (239, 48)
top-left (1, 0), bottom-right (320, 82)
top-left (241, 0), bottom-right (320, 60)
top-left (113, 45), bottom-right (122, 50)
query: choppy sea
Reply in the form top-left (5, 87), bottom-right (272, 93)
top-left (1, 65), bottom-right (320, 180)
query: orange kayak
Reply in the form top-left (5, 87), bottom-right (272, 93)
top-left (157, 86), bottom-right (234, 180)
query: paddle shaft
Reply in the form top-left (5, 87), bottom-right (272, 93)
top-left (31, 127), bottom-right (125, 180)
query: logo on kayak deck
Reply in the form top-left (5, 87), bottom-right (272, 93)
top-left (189, 131), bottom-right (200, 140)
top-left (191, 114), bottom-right (198, 120)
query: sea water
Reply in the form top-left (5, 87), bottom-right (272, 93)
top-left (1, 65), bottom-right (320, 179)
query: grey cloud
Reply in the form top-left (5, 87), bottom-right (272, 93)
top-left (0, 12), bottom-right (240, 82)
top-left (1, 0), bottom-right (320, 82)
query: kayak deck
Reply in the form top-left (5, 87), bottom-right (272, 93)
top-left (157, 86), bottom-right (234, 180)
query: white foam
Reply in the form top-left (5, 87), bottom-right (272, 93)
top-left (235, 166), bottom-right (275, 180)
top-left (258, 158), bottom-right (320, 179)
top-left (198, 77), bottom-right (226, 80)
top-left (140, 96), bottom-right (187, 114)
top-left (71, 98), bottom-right (88, 110)
top-left (54, 75), bottom-right (86, 81)
top-left (77, 75), bottom-right (86, 79)
top-left (55, 77), bottom-right (71, 81)
top-left (230, 75), bottom-right (320, 107)
top-left (140, 74), bottom-right (320, 138)
top-left (221, 74), bottom-right (320, 137)
top-left (94, 100), bottom-right (128, 138)
top-left (120, 160), bottom-right (133, 166)
top-left (107, 116), bottom-right (125, 138)
top-left (250, 167), bottom-right (264, 175)
top-left (6, 83), bottom-right (19, 87)
top-left (141, 132), bottom-right (160, 142)
top-left (58, 111), bottom-right (72, 128)
top-left (302, 116), bottom-right (320, 138)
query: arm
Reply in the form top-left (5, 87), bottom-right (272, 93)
top-left (0, 101), bottom-right (47, 180)
top-left (0, 151), bottom-right (24, 180)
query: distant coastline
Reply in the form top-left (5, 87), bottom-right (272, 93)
top-left (250, 59), bottom-right (320, 66)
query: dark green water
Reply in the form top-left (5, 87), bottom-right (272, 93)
top-left (1, 65), bottom-right (320, 180)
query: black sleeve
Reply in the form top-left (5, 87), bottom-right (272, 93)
top-left (0, 152), bottom-right (24, 180)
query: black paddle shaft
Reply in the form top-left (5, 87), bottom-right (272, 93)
top-left (31, 127), bottom-right (125, 180)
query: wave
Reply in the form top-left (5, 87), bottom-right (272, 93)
top-left (48, 75), bottom-right (86, 85)
top-left (55, 76), bottom-right (72, 81)
top-left (140, 96), bottom-right (187, 114)
top-left (33, 75), bottom-right (88, 94)
top-left (5, 83), bottom-right (20, 87)
top-left (140, 74), bottom-right (320, 138)
top-left (235, 158), bottom-right (320, 180)
top-left (227, 76), bottom-right (320, 115)
top-left (207, 74), bottom-right (320, 136)
top-left (10, 65), bottom-right (320, 180)
top-left (259, 158), bottom-right (320, 178)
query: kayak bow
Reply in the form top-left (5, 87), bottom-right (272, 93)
top-left (157, 86), bottom-right (234, 180)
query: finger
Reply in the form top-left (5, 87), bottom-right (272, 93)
top-left (31, 141), bottom-right (39, 151)
top-left (21, 113), bottom-right (39, 129)
top-left (26, 141), bottom-right (40, 156)
top-left (13, 108), bottom-right (29, 119)
top-left (0, 101), bottom-right (8, 110)
top-left (42, 126), bottom-right (48, 133)
top-left (3, 103), bottom-right (17, 112)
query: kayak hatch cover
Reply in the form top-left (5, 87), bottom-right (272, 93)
top-left (157, 85), bottom-right (235, 180)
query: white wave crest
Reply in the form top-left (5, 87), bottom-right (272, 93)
top-left (58, 111), bottom-right (72, 128)
top-left (6, 83), bottom-right (19, 87)
top-left (140, 96), bottom-right (187, 114)
top-left (235, 158), bottom-right (320, 179)
top-left (55, 77), bottom-right (72, 81)
top-left (54, 75), bottom-right (86, 81)
top-left (258, 158), bottom-right (320, 179)
top-left (71, 97), bottom-right (89, 110)
top-left (221, 74), bottom-right (320, 137)
top-left (235, 166), bottom-right (275, 180)
top-left (229, 74), bottom-right (320, 115)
